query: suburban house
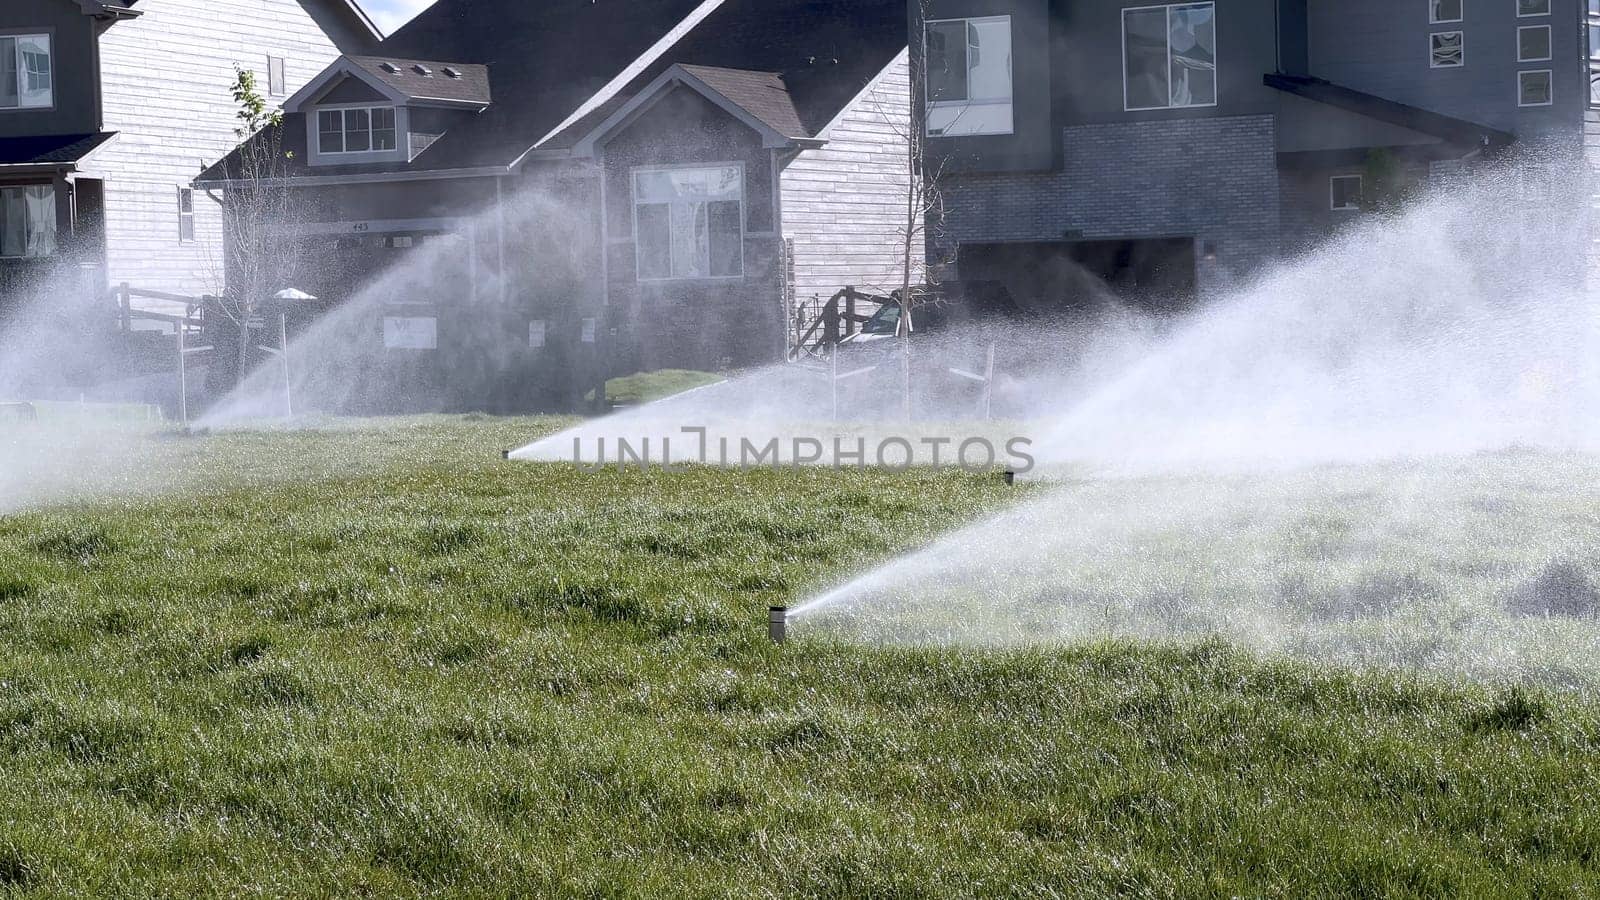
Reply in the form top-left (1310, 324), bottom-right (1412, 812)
top-left (914, 0), bottom-right (1589, 315)
top-left (199, 0), bottom-right (913, 413)
top-left (0, 0), bottom-right (378, 320)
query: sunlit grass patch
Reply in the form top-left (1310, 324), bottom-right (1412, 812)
top-left (0, 417), bottom-right (1596, 893)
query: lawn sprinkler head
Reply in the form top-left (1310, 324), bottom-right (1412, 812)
top-left (769, 606), bottom-right (788, 644)
top-left (501, 449), bottom-right (512, 460)
top-left (1004, 470), bottom-right (1016, 486)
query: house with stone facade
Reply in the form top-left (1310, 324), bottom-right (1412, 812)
top-left (914, 0), bottom-right (1588, 314)
top-left (200, 0), bottom-right (912, 413)
top-left (0, 0), bottom-right (378, 318)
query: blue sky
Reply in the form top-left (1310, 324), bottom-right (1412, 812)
top-left (359, 0), bottom-right (439, 33)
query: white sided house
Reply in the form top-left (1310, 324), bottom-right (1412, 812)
top-left (0, 0), bottom-right (378, 317)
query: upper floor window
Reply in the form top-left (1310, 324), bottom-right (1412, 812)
top-left (1517, 0), bottom-right (1550, 16)
top-left (633, 165), bottom-right (743, 281)
top-left (1518, 25), bottom-right (1551, 62)
top-left (1519, 69), bottom-right (1553, 106)
top-left (177, 188), bottom-right (195, 242)
top-left (0, 185), bottom-right (56, 258)
top-left (925, 16), bottom-right (1013, 136)
top-left (1123, 3), bottom-right (1216, 111)
top-left (1431, 0), bottom-right (1463, 24)
top-left (267, 56), bottom-right (286, 97)
top-left (0, 34), bottom-right (52, 110)
top-left (317, 106), bottom-right (397, 155)
top-left (1430, 31), bottom-right (1465, 67)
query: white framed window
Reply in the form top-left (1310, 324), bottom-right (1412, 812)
top-left (177, 187), bottom-right (195, 242)
top-left (1518, 26), bottom-right (1552, 61)
top-left (267, 56), bottom-right (286, 97)
top-left (924, 16), bottom-right (1013, 136)
top-left (632, 165), bottom-right (744, 281)
top-left (1591, 2), bottom-right (1600, 106)
top-left (0, 34), bottom-right (52, 110)
top-left (1430, 31), bottom-right (1465, 67)
top-left (1330, 175), bottom-right (1363, 211)
top-left (1519, 69), bottom-right (1553, 106)
top-left (0, 184), bottom-right (55, 258)
top-left (1431, 0), bottom-right (1464, 23)
top-left (1517, 0), bottom-right (1551, 16)
top-left (1123, 3), bottom-right (1217, 111)
top-left (316, 106), bottom-right (398, 155)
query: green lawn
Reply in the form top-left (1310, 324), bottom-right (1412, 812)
top-left (0, 417), bottom-right (1597, 896)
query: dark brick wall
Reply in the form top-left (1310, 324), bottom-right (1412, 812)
top-left (935, 114), bottom-right (1281, 295)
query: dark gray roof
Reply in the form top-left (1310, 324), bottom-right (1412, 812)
top-left (1265, 74), bottom-right (1515, 150)
top-left (0, 132), bottom-right (117, 168)
top-left (204, 0), bottom-right (905, 180)
top-left (346, 55), bottom-right (490, 106)
top-left (678, 65), bottom-right (809, 139)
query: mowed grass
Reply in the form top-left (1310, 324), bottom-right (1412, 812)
top-left (0, 417), bottom-right (1596, 896)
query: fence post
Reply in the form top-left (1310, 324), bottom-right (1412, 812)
top-left (844, 288), bottom-right (857, 338)
top-left (176, 320), bottom-right (188, 425)
top-left (118, 282), bottom-right (131, 333)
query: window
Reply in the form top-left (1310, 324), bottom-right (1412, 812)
top-left (633, 166), bottom-right (743, 280)
top-left (1519, 26), bottom-right (1551, 61)
top-left (1330, 175), bottom-right (1362, 211)
top-left (177, 187), bottom-right (194, 242)
top-left (267, 56), bottom-right (286, 97)
top-left (316, 106), bottom-right (397, 155)
top-left (0, 34), bottom-right (52, 110)
top-left (1431, 0), bottom-right (1463, 23)
top-left (924, 16), bottom-right (1013, 136)
top-left (1430, 31), bottom-right (1464, 67)
top-left (1123, 3), bottom-right (1217, 111)
top-left (1517, 0), bottom-right (1550, 15)
top-left (0, 185), bottom-right (55, 258)
top-left (1519, 69), bottom-right (1553, 106)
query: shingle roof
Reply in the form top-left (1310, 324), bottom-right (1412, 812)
top-left (0, 132), bottom-right (117, 168)
top-left (345, 55), bottom-right (491, 106)
top-left (202, 0), bottom-right (905, 180)
top-left (679, 65), bottom-right (809, 139)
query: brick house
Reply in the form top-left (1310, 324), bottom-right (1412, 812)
top-left (200, 0), bottom-right (913, 413)
top-left (914, 0), bottom-right (1584, 313)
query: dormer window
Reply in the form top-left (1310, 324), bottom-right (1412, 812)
top-left (317, 106), bottom-right (398, 154)
top-left (412, 64), bottom-right (432, 77)
top-left (0, 34), bottom-right (53, 110)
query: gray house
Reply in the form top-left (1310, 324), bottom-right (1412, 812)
top-left (915, 0), bottom-right (1585, 313)
top-left (200, 0), bottom-right (913, 412)
top-left (0, 0), bottom-right (378, 318)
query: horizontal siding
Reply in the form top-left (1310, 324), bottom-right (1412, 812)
top-left (86, 0), bottom-right (346, 305)
top-left (780, 49), bottom-right (916, 305)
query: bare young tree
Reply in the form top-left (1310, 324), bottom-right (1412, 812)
top-left (207, 66), bottom-right (301, 388)
top-left (877, 0), bottom-right (954, 420)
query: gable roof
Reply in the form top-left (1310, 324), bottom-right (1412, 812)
top-left (568, 64), bottom-right (815, 157)
top-left (285, 55), bottom-right (490, 111)
top-left (201, 0), bottom-right (905, 182)
top-left (346, 55), bottom-right (491, 106)
top-left (664, 65), bottom-right (809, 139)
top-left (1265, 73), bottom-right (1515, 151)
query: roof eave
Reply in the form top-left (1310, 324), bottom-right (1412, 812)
top-left (1264, 73), bottom-right (1516, 151)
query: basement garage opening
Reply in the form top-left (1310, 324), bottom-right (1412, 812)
top-left (957, 238), bottom-right (1198, 318)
